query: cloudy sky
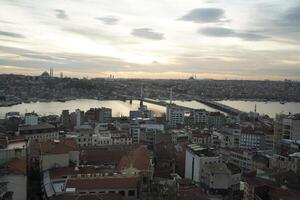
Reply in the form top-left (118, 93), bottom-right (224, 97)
top-left (0, 0), bottom-right (300, 80)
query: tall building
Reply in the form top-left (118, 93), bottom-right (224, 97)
top-left (98, 107), bottom-right (112, 123)
top-left (24, 112), bottom-right (38, 126)
top-left (61, 110), bottom-right (70, 129)
top-left (129, 124), bottom-right (140, 144)
top-left (273, 114), bottom-right (300, 153)
top-left (185, 144), bottom-right (221, 183)
top-left (166, 105), bottom-right (185, 128)
top-left (191, 109), bottom-right (208, 127)
top-left (75, 109), bottom-right (84, 127)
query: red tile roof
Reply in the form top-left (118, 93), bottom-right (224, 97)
top-left (269, 188), bottom-right (300, 200)
top-left (80, 144), bottom-right (140, 166)
top-left (49, 166), bottom-right (99, 179)
top-left (177, 188), bottom-right (209, 200)
top-left (3, 158), bottom-right (26, 175)
top-left (117, 146), bottom-right (151, 172)
top-left (66, 176), bottom-right (140, 190)
top-left (51, 193), bottom-right (123, 200)
top-left (29, 139), bottom-right (78, 156)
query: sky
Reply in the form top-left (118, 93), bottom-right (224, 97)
top-left (0, 0), bottom-right (300, 80)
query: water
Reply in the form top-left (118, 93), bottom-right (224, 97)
top-left (217, 100), bottom-right (300, 118)
top-left (0, 99), bottom-right (165, 118)
top-left (1, 99), bottom-right (299, 119)
top-left (170, 100), bottom-right (220, 112)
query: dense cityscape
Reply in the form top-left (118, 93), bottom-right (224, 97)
top-left (0, 71), bottom-right (299, 200)
top-left (1, 72), bottom-right (300, 107)
top-left (1, 0), bottom-right (300, 199)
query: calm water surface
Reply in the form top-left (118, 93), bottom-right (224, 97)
top-left (217, 100), bottom-right (300, 118)
top-left (1, 99), bottom-right (299, 118)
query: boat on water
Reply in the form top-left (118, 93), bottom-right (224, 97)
top-left (280, 101), bottom-right (286, 105)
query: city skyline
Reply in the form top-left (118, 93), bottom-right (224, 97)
top-left (1, 0), bottom-right (300, 80)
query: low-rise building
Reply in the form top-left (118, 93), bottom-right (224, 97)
top-left (201, 162), bottom-right (241, 194)
top-left (17, 123), bottom-right (58, 142)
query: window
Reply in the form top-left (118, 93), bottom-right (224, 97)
top-left (129, 190), bottom-right (135, 196)
top-left (119, 191), bottom-right (125, 196)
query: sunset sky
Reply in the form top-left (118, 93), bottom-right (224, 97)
top-left (0, 0), bottom-right (300, 79)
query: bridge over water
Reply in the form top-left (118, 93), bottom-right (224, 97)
top-left (126, 96), bottom-right (243, 116)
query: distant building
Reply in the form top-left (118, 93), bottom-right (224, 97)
top-left (191, 109), bottom-right (208, 127)
top-left (208, 112), bottom-right (226, 129)
top-left (166, 105), bottom-right (185, 128)
top-left (17, 123), bottom-right (58, 142)
top-left (24, 112), bottom-right (38, 126)
top-left (61, 110), bottom-right (70, 129)
top-left (75, 109), bottom-right (84, 128)
top-left (98, 107), bottom-right (112, 123)
top-left (240, 128), bottom-right (266, 150)
top-left (129, 124), bottom-right (140, 144)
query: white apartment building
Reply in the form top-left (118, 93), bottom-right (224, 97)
top-left (192, 109), bottom-right (208, 125)
top-left (24, 112), bottom-right (38, 126)
top-left (185, 144), bottom-right (221, 183)
top-left (166, 105), bottom-right (185, 128)
top-left (240, 131), bottom-right (265, 150)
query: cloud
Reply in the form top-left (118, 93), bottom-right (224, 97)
top-left (131, 28), bottom-right (165, 40)
top-left (199, 27), bottom-right (268, 41)
top-left (279, 5), bottom-right (300, 27)
top-left (96, 16), bottom-right (119, 25)
top-left (180, 8), bottom-right (228, 23)
top-left (54, 9), bottom-right (68, 20)
top-left (0, 30), bottom-right (24, 38)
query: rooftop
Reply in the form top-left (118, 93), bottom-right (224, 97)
top-left (66, 176), bottom-right (139, 190)
top-left (19, 123), bottom-right (55, 131)
top-left (51, 193), bottom-right (123, 200)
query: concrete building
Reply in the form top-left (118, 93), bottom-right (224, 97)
top-left (0, 158), bottom-right (27, 200)
top-left (185, 144), bottom-right (221, 183)
top-left (98, 107), bottom-right (112, 123)
top-left (191, 130), bottom-right (212, 146)
top-left (75, 109), bottom-right (84, 128)
top-left (24, 112), bottom-right (38, 126)
top-left (220, 148), bottom-right (255, 172)
top-left (129, 124), bottom-right (140, 144)
top-left (29, 139), bottom-right (79, 172)
top-left (75, 124), bottom-right (132, 147)
top-left (0, 138), bottom-right (27, 165)
top-left (201, 162), bottom-right (241, 193)
top-left (61, 110), bottom-right (70, 129)
top-left (208, 112), bottom-right (226, 129)
top-left (17, 123), bottom-right (58, 142)
top-left (240, 129), bottom-right (266, 150)
top-left (191, 109), bottom-right (208, 127)
top-left (274, 114), bottom-right (300, 153)
top-left (166, 105), bottom-right (185, 128)
top-left (171, 129), bottom-right (189, 144)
